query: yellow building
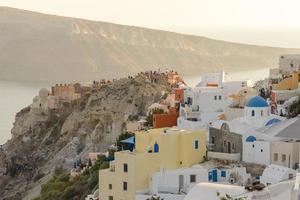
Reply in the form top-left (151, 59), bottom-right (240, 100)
top-left (272, 71), bottom-right (300, 90)
top-left (99, 128), bottom-right (206, 200)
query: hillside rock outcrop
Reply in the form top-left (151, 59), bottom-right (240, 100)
top-left (0, 74), bottom-right (172, 199)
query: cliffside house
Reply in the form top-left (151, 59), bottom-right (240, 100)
top-left (99, 128), bottom-right (206, 200)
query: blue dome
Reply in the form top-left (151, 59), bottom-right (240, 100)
top-left (265, 118), bottom-right (281, 126)
top-left (246, 136), bottom-right (257, 142)
top-left (246, 96), bottom-right (268, 107)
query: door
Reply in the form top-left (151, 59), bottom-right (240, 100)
top-left (227, 141), bottom-right (231, 153)
top-left (179, 175), bottom-right (184, 192)
top-left (212, 169), bottom-right (218, 182)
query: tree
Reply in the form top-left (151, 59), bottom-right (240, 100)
top-left (288, 96), bottom-right (300, 117)
top-left (116, 131), bottom-right (135, 151)
top-left (145, 107), bottom-right (164, 126)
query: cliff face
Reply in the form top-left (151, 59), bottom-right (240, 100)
top-left (1, 7), bottom-right (300, 82)
top-left (0, 75), bottom-right (171, 199)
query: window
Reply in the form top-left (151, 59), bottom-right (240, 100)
top-left (109, 196), bottom-right (113, 200)
top-left (221, 171), bottom-right (226, 177)
top-left (282, 154), bottom-right (287, 162)
top-left (224, 140), bottom-right (227, 147)
top-left (123, 163), bottom-right (128, 172)
top-left (190, 174), bottom-right (196, 183)
top-left (251, 110), bottom-right (255, 117)
top-left (274, 153), bottom-right (278, 161)
top-left (289, 173), bottom-right (294, 180)
top-left (261, 110), bottom-right (263, 116)
top-left (260, 149), bottom-right (263, 152)
top-left (211, 136), bottom-right (215, 144)
top-left (194, 140), bottom-right (199, 149)
top-left (123, 182), bottom-right (128, 191)
top-left (252, 144), bottom-right (255, 148)
top-left (109, 184), bottom-right (112, 190)
top-left (214, 95), bottom-right (217, 100)
top-left (219, 95), bottom-right (222, 100)
top-left (154, 142), bottom-right (159, 153)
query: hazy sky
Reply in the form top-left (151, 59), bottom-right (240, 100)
top-left (1, 0), bottom-right (300, 48)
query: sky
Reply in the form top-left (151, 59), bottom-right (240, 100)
top-left (1, 0), bottom-right (300, 48)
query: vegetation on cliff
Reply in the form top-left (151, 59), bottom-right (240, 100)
top-left (0, 74), bottom-right (172, 199)
top-left (33, 155), bottom-right (109, 200)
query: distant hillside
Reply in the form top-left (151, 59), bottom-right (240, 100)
top-left (1, 7), bottom-right (300, 82)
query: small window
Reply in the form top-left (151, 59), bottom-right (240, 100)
top-left (219, 95), bottom-right (222, 100)
top-left (109, 184), bottom-right (112, 190)
top-left (123, 163), bottom-right (128, 172)
top-left (274, 153), bottom-right (278, 161)
top-left (252, 144), bottom-right (255, 148)
top-left (282, 154), bottom-right (287, 162)
top-left (261, 110), bottom-right (263, 116)
top-left (261, 149), bottom-right (263, 152)
top-left (123, 182), bottom-right (128, 191)
top-left (109, 196), bottom-right (113, 200)
top-left (251, 110), bottom-right (255, 117)
top-left (190, 174), bottom-right (196, 183)
top-left (214, 96), bottom-right (217, 100)
top-left (224, 141), bottom-right (226, 147)
top-left (194, 140), bottom-right (199, 149)
top-left (221, 171), bottom-right (226, 177)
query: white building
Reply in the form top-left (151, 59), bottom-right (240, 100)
top-left (210, 96), bottom-right (285, 166)
top-left (178, 71), bottom-right (252, 131)
top-left (135, 163), bottom-right (251, 200)
top-left (184, 180), bottom-right (296, 200)
top-left (31, 88), bottom-right (58, 115)
top-left (260, 164), bottom-right (296, 186)
top-left (279, 55), bottom-right (300, 75)
top-left (178, 87), bottom-right (230, 130)
top-left (196, 71), bottom-right (251, 96)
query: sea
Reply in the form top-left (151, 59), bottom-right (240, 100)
top-left (0, 68), bottom-right (270, 145)
top-left (0, 80), bottom-right (51, 144)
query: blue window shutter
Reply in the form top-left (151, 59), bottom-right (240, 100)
top-left (221, 171), bottom-right (226, 177)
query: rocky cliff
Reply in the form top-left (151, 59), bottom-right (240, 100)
top-left (1, 7), bottom-right (300, 82)
top-left (0, 74), bottom-right (172, 199)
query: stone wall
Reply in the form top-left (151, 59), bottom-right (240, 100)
top-left (51, 84), bottom-right (81, 102)
top-left (209, 126), bottom-right (242, 156)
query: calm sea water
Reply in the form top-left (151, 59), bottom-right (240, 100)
top-left (0, 80), bottom-right (50, 144)
top-left (0, 68), bottom-right (269, 145)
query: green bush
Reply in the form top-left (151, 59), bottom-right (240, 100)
top-left (289, 97), bottom-right (300, 117)
top-left (100, 161), bottom-right (109, 169)
top-left (34, 156), bottom-right (110, 200)
top-left (59, 186), bottom-right (77, 200)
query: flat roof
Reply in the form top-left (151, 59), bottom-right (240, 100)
top-left (276, 118), bottom-right (300, 139)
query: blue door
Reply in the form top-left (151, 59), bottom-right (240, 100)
top-left (212, 169), bottom-right (217, 182)
top-left (154, 142), bottom-right (159, 153)
top-left (208, 171), bottom-right (212, 181)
